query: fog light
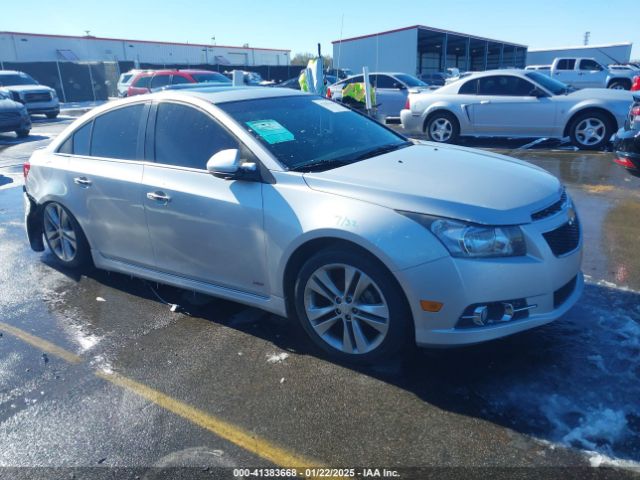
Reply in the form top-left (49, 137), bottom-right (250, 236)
top-left (472, 306), bottom-right (488, 326)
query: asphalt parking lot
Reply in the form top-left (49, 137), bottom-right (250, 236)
top-left (1, 116), bottom-right (639, 479)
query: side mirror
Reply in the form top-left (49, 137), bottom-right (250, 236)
top-left (530, 87), bottom-right (548, 98)
top-left (206, 149), bottom-right (259, 181)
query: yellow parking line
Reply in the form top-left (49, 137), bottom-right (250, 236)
top-left (0, 321), bottom-right (323, 471)
top-left (95, 370), bottom-right (322, 469)
top-left (0, 321), bottom-right (82, 364)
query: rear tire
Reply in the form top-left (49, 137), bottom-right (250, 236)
top-left (293, 247), bottom-right (412, 364)
top-left (608, 80), bottom-right (629, 90)
top-left (42, 202), bottom-right (90, 270)
top-left (424, 111), bottom-right (459, 144)
top-left (568, 111), bottom-right (613, 150)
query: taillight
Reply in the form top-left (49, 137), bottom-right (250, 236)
top-left (631, 106), bottom-right (640, 117)
top-left (614, 157), bottom-right (634, 168)
top-left (326, 88), bottom-right (332, 99)
top-left (404, 97), bottom-right (410, 110)
top-left (23, 161), bottom-right (31, 179)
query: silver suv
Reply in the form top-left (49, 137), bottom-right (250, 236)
top-left (0, 71), bottom-right (60, 118)
top-left (24, 88), bottom-right (583, 362)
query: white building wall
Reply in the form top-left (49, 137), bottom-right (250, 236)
top-left (0, 32), bottom-right (289, 66)
top-left (333, 28), bottom-right (418, 75)
top-left (527, 43), bottom-right (633, 66)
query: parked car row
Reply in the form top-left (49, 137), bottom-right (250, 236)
top-left (123, 69), bottom-right (231, 97)
top-left (529, 57), bottom-right (637, 90)
top-left (401, 69), bottom-right (634, 150)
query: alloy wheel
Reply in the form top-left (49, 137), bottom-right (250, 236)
top-left (43, 203), bottom-right (77, 262)
top-left (429, 118), bottom-right (453, 142)
top-left (303, 263), bottom-right (390, 354)
top-left (575, 118), bottom-right (606, 147)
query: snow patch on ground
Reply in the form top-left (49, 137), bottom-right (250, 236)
top-left (266, 352), bottom-right (289, 364)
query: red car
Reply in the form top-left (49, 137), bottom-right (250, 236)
top-left (632, 75), bottom-right (640, 92)
top-left (126, 69), bottom-right (229, 96)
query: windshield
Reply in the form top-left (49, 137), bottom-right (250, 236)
top-left (219, 95), bottom-right (410, 171)
top-left (395, 74), bottom-right (427, 87)
top-left (525, 71), bottom-right (570, 95)
top-left (0, 73), bottom-right (38, 87)
top-left (191, 72), bottom-right (231, 84)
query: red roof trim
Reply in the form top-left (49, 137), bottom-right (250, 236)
top-left (0, 31), bottom-right (291, 53)
top-left (332, 25), bottom-right (527, 48)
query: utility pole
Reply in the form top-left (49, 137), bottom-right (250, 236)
top-left (583, 31), bottom-right (590, 46)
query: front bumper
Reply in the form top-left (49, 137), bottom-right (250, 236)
top-left (396, 210), bottom-right (583, 347)
top-left (26, 102), bottom-right (60, 115)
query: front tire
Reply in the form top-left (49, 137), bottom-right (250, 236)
top-left (568, 111), bottom-right (613, 150)
top-left (46, 112), bottom-right (59, 119)
top-left (425, 111), bottom-right (459, 144)
top-left (15, 129), bottom-right (30, 138)
top-left (42, 202), bottom-right (90, 269)
top-left (294, 247), bottom-right (411, 363)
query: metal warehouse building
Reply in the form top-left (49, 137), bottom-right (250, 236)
top-left (526, 43), bottom-right (633, 66)
top-left (332, 25), bottom-right (527, 76)
top-left (0, 31), bottom-right (290, 67)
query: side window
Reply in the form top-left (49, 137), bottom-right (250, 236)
top-left (171, 75), bottom-right (190, 85)
top-left (374, 75), bottom-right (397, 88)
top-left (154, 103), bottom-right (239, 169)
top-left (73, 122), bottom-right (92, 155)
top-left (458, 79), bottom-right (477, 94)
top-left (478, 76), bottom-right (535, 96)
top-left (91, 104), bottom-right (144, 160)
top-left (556, 59), bottom-right (576, 70)
top-left (150, 74), bottom-right (171, 89)
top-left (580, 60), bottom-right (602, 71)
top-left (132, 76), bottom-right (151, 88)
top-left (344, 75), bottom-right (364, 86)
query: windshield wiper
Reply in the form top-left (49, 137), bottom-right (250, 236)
top-left (289, 158), bottom-right (352, 173)
top-left (352, 141), bottom-right (413, 161)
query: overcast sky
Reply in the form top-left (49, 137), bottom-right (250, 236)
top-left (3, 0), bottom-right (637, 59)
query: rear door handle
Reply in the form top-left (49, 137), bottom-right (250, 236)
top-left (73, 176), bottom-right (92, 187)
top-left (146, 191), bottom-right (171, 203)
top-left (480, 100), bottom-right (491, 105)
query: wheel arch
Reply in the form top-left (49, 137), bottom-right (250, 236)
top-left (39, 198), bottom-right (94, 251)
top-left (282, 237), bottom-right (414, 333)
top-left (606, 77), bottom-right (632, 89)
top-left (422, 108), bottom-right (462, 134)
top-left (563, 107), bottom-right (618, 138)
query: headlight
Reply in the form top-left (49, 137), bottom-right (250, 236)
top-left (400, 212), bottom-right (526, 258)
top-left (51, 89), bottom-right (58, 98)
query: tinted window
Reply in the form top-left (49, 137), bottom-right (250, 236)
top-left (394, 74), bottom-right (427, 87)
top-left (458, 79), bottom-right (477, 94)
top-left (73, 122), bottom-right (92, 156)
top-left (580, 59), bottom-right (602, 71)
top-left (120, 74), bottom-right (133, 83)
top-left (171, 75), bottom-right (190, 85)
top-left (556, 59), bottom-right (576, 70)
top-left (344, 75), bottom-right (364, 86)
top-left (190, 72), bottom-right (230, 83)
top-left (372, 75), bottom-right (396, 88)
top-left (154, 103), bottom-right (238, 169)
top-left (478, 76), bottom-right (536, 96)
top-left (91, 105), bottom-right (144, 160)
top-left (525, 71), bottom-right (569, 95)
top-left (150, 74), bottom-right (171, 89)
top-left (132, 76), bottom-right (151, 88)
top-left (0, 73), bottom-right (37, 86)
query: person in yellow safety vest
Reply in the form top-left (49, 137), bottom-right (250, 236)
top-left (341, 82), bottom-right (376, 106)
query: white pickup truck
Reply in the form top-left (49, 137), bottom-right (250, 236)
top-left (528, 57), bottom-right (636, 90)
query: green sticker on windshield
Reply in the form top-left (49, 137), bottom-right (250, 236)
top-left (246, 119), bottom-right (294, 144)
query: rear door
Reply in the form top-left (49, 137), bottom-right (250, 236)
top-left (149, 74), bottom-right (171, 91)
top-left (470, 75), bottom-right (557, 137)
top-left (142, 101), bottom-right (267, 294)
top-left (61, 102), bottom-right (155, 267)
top-left (553, 59), bottom-right (578, 86)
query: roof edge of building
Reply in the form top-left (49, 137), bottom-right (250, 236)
top-left (331, 25), bottom-right (527, 48)
top-left (0, 31), bottom-right (291, 53)
top-left (528, 42), bottom-right (633, 52)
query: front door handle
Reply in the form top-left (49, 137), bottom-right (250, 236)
top-left (73, 176), bottom-right (92, 187)
top-left (480, 100), bottom-right (491, 105)
top-left (146, 191), bottom-right (171, 203)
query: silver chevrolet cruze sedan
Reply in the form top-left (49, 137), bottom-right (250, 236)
top-left (24, 87), bottom-right (583, 362)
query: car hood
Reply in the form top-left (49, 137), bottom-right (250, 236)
top-left (303, 143), bottom-right (562, 225)
top-left (565, 88), bottom-right (635, 102)
top-left (0, 97), bottom-right (25, 111)
top-left (2, 84), bottom-right (54, 94)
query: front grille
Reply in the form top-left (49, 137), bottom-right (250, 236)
top-left (554, 276), bottom-right (578, 308)
top-left (532, 190), bottom-right (567, 221)
top-left (0, 111), bottom-right (20, 120)
top-left (24, 92), bottom-right (51, 103)
top-left (543, 218), bottom-right (580, 256)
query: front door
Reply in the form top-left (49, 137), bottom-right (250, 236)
top-left (142, 101), bottom-right (267, 295)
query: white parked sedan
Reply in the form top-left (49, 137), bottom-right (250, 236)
top-left (24, 87), bottom-right (583, 363)
top-left (401, 70), bottom-right (634, 150)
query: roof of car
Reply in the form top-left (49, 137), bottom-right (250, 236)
top-left (0, 70), bottom-right (22, 75)
top-left (181, 85), bottom-right (308, 103)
